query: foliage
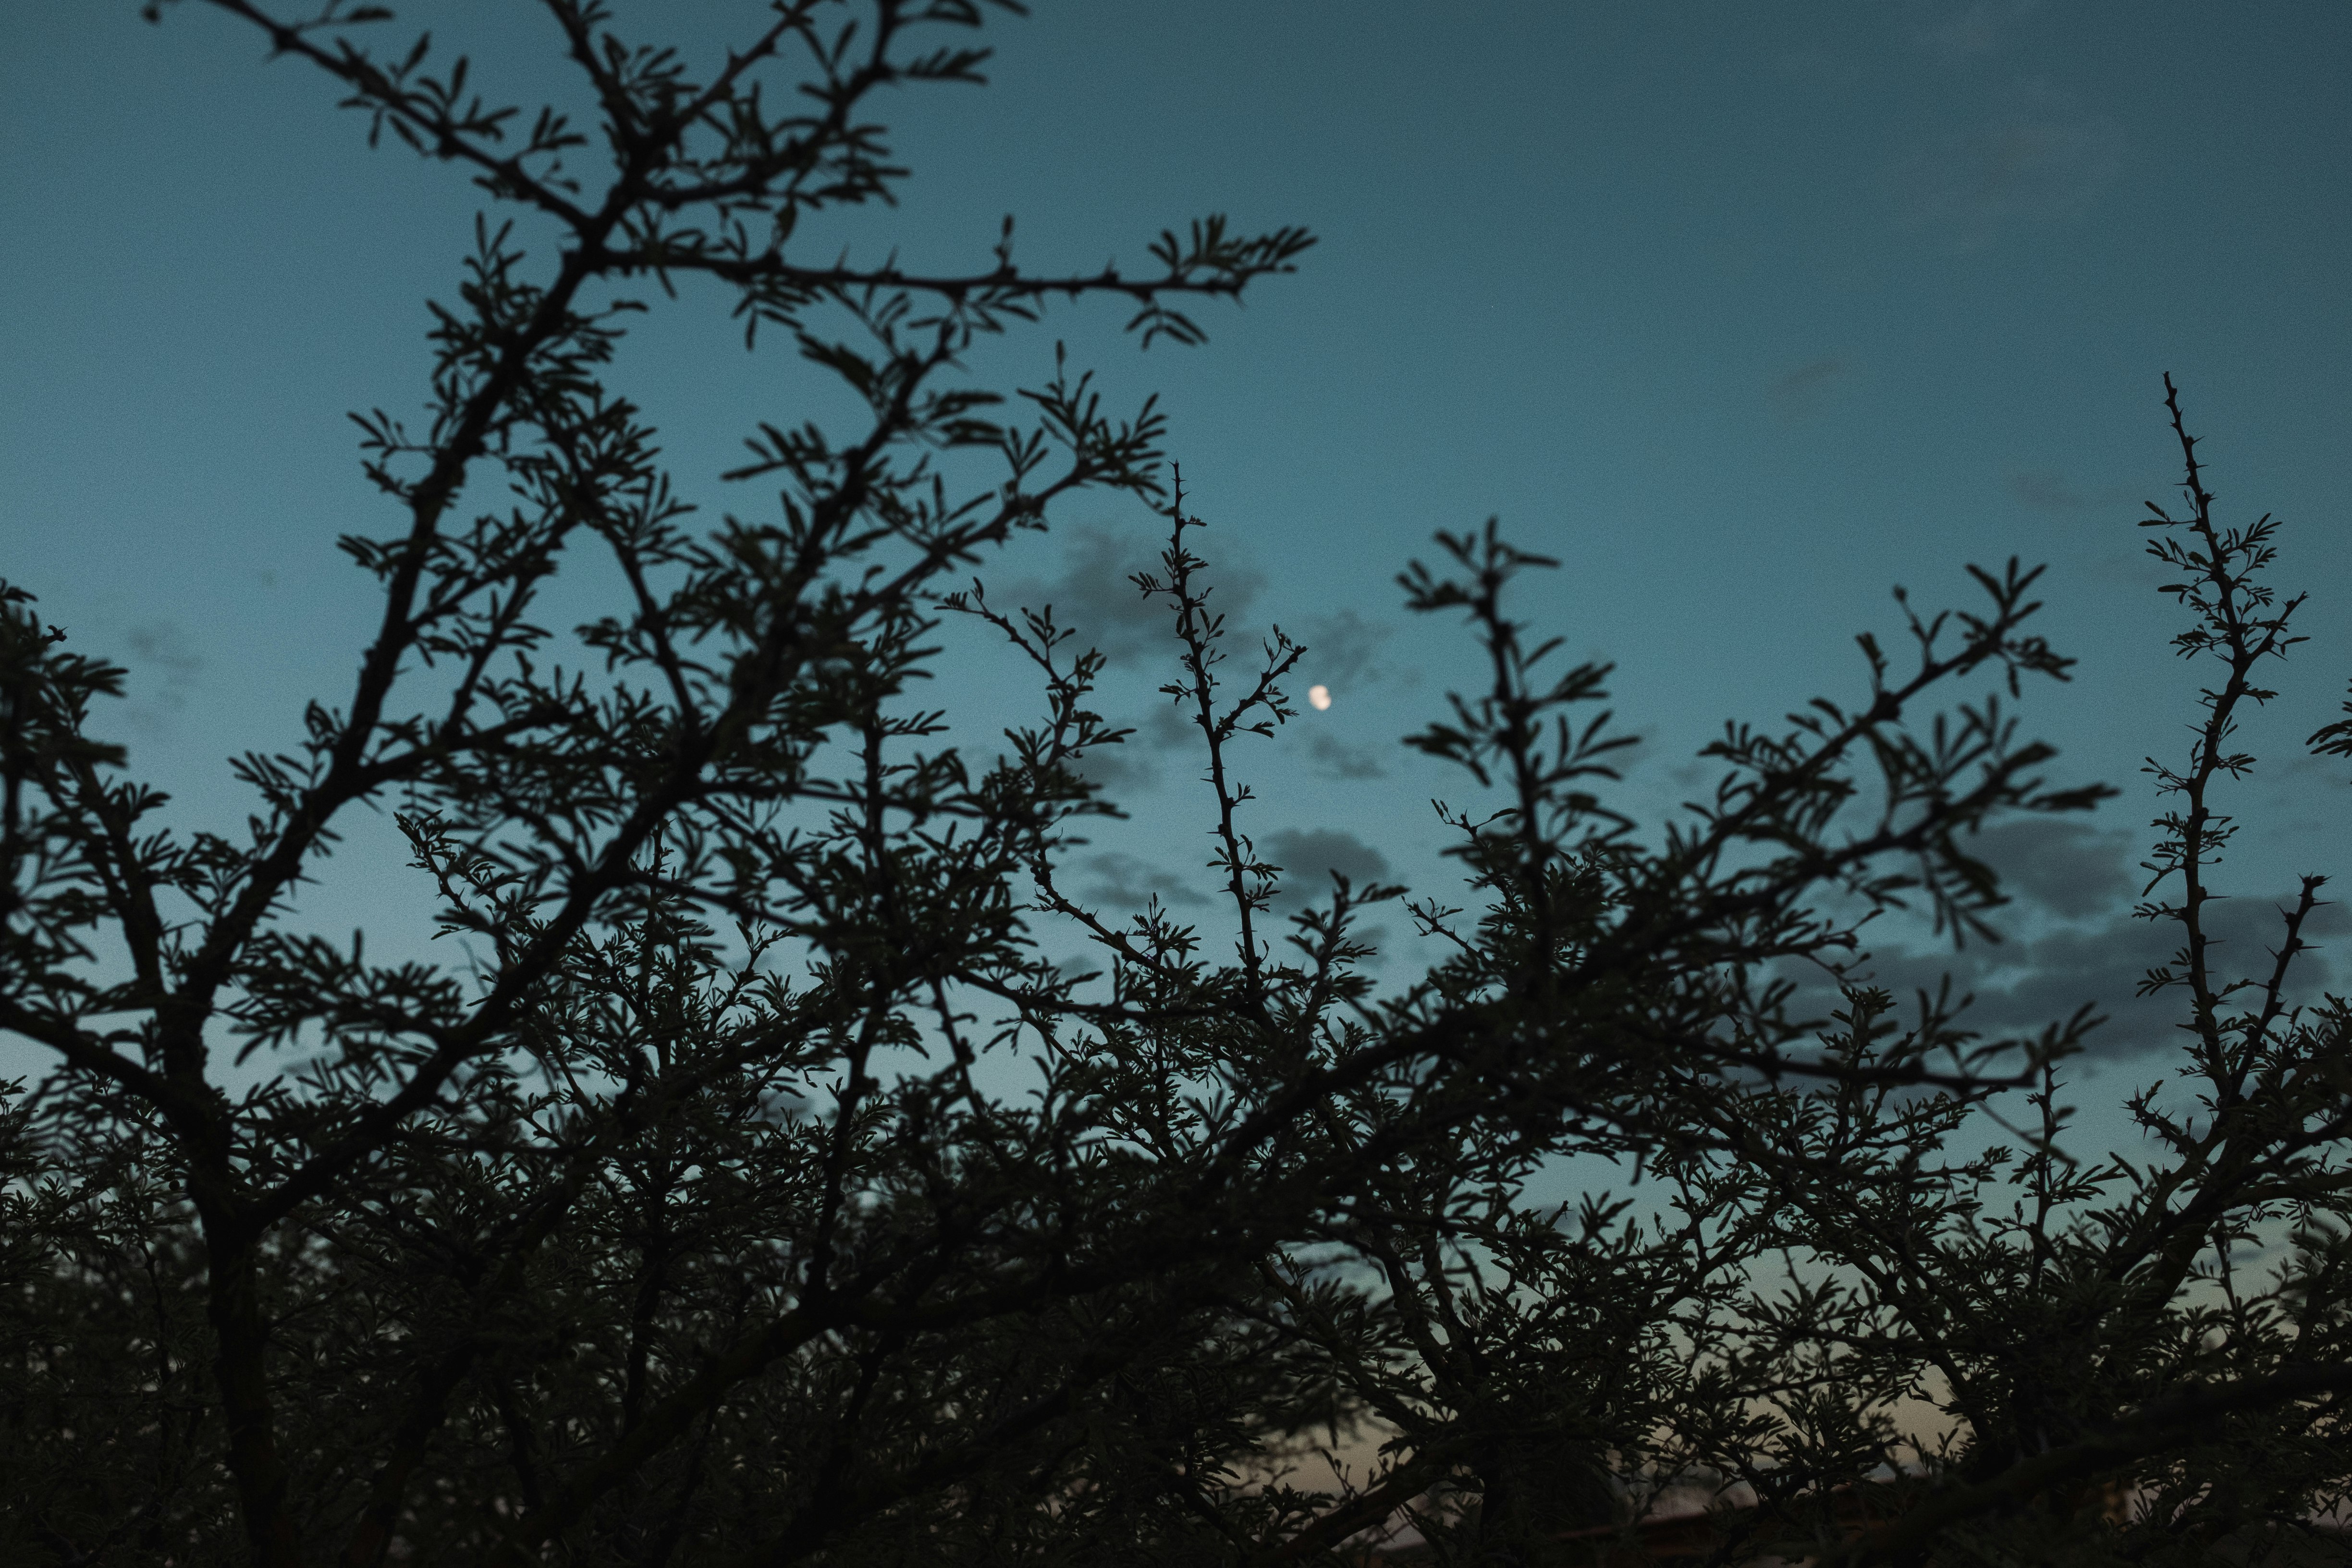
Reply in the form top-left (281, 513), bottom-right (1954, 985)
top-left (2, 5), bottom-right (2346, 1567)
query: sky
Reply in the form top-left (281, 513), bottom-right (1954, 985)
top-left (3, 0), bottom-right (2349, 1156)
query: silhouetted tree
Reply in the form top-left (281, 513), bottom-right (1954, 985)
top-left (2, 5), bottom-right (2345, 1568)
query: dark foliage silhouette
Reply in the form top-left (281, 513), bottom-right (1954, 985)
top-left (2, 6), bottom-right (2345, 1567)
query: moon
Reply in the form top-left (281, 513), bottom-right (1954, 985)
top-left (1307, 684), bottom-right (1331, 711)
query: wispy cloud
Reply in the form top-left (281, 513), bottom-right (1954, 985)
top-left (1769, 45), bottom-right (1854, 88)
top-left (1906, 0), bottom-right (2041, 63)
top-left (1768, 355), bottom-right (1854, 422)
top-left (123, 619), bottom-right (202, 734)
top-left (2006, 468), bottom-right (2146, 511)
top-left (1296, 609), bottom-right (1394, 691)
top-left (1300, 730), bottom-right (1386, 781)
top-left (1286, 611), bottom-right (1401, 779)
top-left (1890, 81), bottom-right (2124, 252)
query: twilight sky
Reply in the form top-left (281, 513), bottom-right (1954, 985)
top-left (4, 1), bottom-right (2348, 1138)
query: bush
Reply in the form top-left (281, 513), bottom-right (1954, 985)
top-left (3, 5), bottom-right (2345, 1565)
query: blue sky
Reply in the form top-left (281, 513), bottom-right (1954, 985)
top-left (4, 1), bottom-right (2348, 1138)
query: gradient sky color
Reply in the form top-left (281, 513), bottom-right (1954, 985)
top-left (4, 1), bottom-right (2348, 1139)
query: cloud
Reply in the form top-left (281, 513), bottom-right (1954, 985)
top-left (1768, 356), bottom-right (1854, 422)
top-left (1850, 895), bottom-right (2345, 1061)
top-left (2083, 545), bottom-right (2172, 592)
top-left (1769, 45), bottom-right (1854, 88)
top-left (1906, 0), bottom-right (2040, 63)
top-left (122, 619), bottom-right (203, 733)
top-left (1296, 609), bottom-right (1394, 691)
top-left (1262, 827), bottom-right (1391, 910)
top-left (1069, 743), bottom-right (1157, 796)
top-left (1077, 851), bottom-right (1207, 910)
top-left (2270, 751), bottom-right (2352, 791)
top-left (1969, 818), bottom-right (2133, 919)
top-left (1301, 730), bottom-right (1386, 781)
top-left (2006, 469), bottom-right (2146, 511)
top-left (1000, 522), bottom-right (1264, 669)
top-left (1141, 701), bottom-right (1198, 752)
top-left (1890, 82), bottom-right (2124, 251)
top-left (126, 620), bottom-right (202, 683)
top-left (1782, 820), bottom-right (2348, 1061)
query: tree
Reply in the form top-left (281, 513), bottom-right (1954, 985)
top-left (1, 4), bottom-right (2345, 1567)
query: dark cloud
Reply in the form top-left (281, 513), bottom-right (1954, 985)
top-left (1262, 828), bottom-right (1391, 910)
top-left (1890, 82), bottom-right (2124, 251)
top-left (2268, 751), bottom-right (2352, 790)
top-left (1069, 743), bottom-right (1157, 796)
top-left (1792, 820), bottom-right (2346, 1060)
top-left (2006, 469), bottom-right (2146, 511)
top-left (1077, 851), bottom-right (1207, 910)
top-left (122, 619), bottom-right (202, 733)
top-left (1970, 818), bottom-right (2134, 919)
top-left (1845, 921), bottom-right (2171, 1053)
top-left (1301, 730), bottom-right (1386, 781)
top-left (1768, 356), bottom-right (1852, 422)
top-left (1842, 895), bottom-right (2345, 1061)
top-left (1141, 701), bottom-right (1198, 753)
top-left (1296, 609), bottom-right (1393, 692)
top-left (1665, 758), bottom-right (1717, 795)
top-left (125, 620), bottom-right (202, 681)
top-left (1000, 522), bottom-right (1264, 669)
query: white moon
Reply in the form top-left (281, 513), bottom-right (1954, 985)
top-left (1307, 684), bottom-right (1331, 711)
